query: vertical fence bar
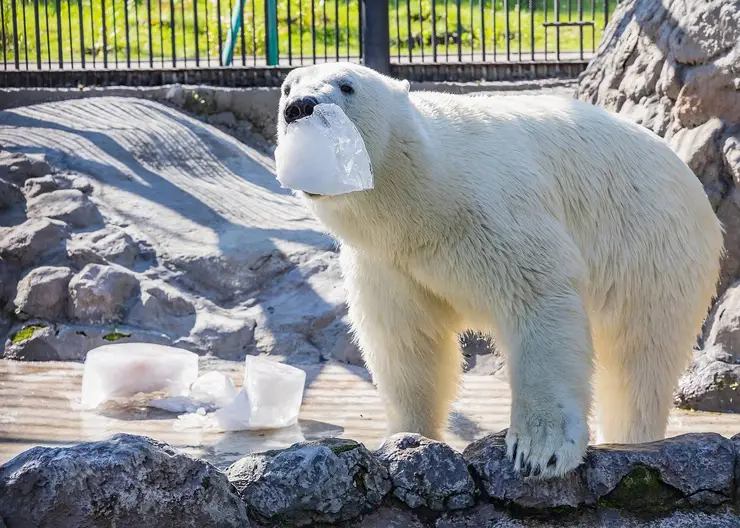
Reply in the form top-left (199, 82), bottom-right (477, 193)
top-left (444, 0), bottom-right (448, 61)
top-left (124, 0), bottom-right (131, 66)
top-left (310, 0), bottom-right (315, 63)
top-left (134, 0), bottom-right (141, 65)
top-left (298, 0), bottom-right (303, 63)
top-left (76, 0), bottom-right (84, 67)
top-left (21, 0), bottom-right (28, 68)
top-left (431, 0), bottom-right (436, 62)
top-left (265, 0), bottom-right (278, 65)
top-left (578, 0), bottom-right (583, 59)
top-left (240, 0), bottom-right (246, 65)
top-left (468, 0), bottom-right (472, 60)
top-left (517, 0), bottom-right (521, 60)
top-left (89, 0), bottom-right (96, 66)
top-left (394, 0), bottom-right (400, 61)
top-left (543, 0), bottom-right (547, 59)
top-left (555, 0), bottom-right (560, 60)
top-left (101, 0), bottom-right (107, 67)
top-left (204, 0), bottom-right (210, 65)
top-left (287, 0), bottom-right (292, 63)
top-left (529, 0), bottom-right (534, 60)
top-left (181, 0), bottom-right (187, 62)
top-left (1, 0), bottom-right (7, 69)
top-left (492, 0), bottom-right (496, 61)
top-left (157, 0), bottom-right (163, 65)
top-left (322, 0), bottom-right (326, 61)
top-left (479, 0), bottom-right (484, 61)
top-left (147, 0), bottom-right (153, 66)
top-left (357, 0), bottom-right (362, 60)
top-left (192, 0), bottom-right (199, 66)
top-left (405, 0), bottom-right (410, 61)
top-left (43, 0), bottom-right (51, 68)
top-left (504, 0), bottom-right (509, 60)
top-left (345, 0), bottom-right (349, 60)
top-left (10, 0), bottom-right (18, 68)
top-left (251, 0), bottom-right (256, 65)
top-left (32, 0), bottom-right (40, 68)
top-left (361, 0), bottom-right (389, 73)
top-left (603, 0), bottom-right (608, 27)
top-left (334, 0), bottom-right (338, 60)
top-left (113, 0), bottom-right (119, 67)
top-left (170, 0), bottom-right (176, 65)
top-left (67, 0), bottom-right (74, 67)
top-left (419, 0), bottom-right (434, 62)
top-left (455, 0), bottom-right (460, 61)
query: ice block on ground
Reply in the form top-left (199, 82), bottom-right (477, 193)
top-left (211, 356), bottom-right (307, 431)
top-left (188, 371), bottom-right (238, 407)
top-left (275, 103), bottom-right (373, 196)
top-left (80, 343), bottom-right (199, 410)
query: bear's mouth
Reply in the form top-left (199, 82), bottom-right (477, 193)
top-left (302, 191), bottom-right (322, 198)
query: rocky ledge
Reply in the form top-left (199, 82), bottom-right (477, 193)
top-left (2, 431), bottom-right (740, 527)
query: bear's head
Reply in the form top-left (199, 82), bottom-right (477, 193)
top-left (277, 62), bottom-right (411, 199)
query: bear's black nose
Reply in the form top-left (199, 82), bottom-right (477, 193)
top-left (284, 96), bottom-right (319, 124)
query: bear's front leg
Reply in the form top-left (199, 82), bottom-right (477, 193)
top-left (340, 246), bottom-right (463, 440)
top-left (500, 288), bottom-right (594, 480)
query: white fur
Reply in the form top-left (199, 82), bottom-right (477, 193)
top-left (277, 63), bottom-right (724, 479)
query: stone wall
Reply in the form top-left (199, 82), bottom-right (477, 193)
top-left (2, 431), bottom-right (740, 527)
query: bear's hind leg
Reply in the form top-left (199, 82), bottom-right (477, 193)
top-left (341, 247), bottom-right (463, 441)
top-left (592, 308), bottom-right (697, 445)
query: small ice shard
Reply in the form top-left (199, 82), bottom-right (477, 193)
top-left (275, 103), bottom-right (373, 196)
top-left (149, 395), bottom-right (203, 414)
top-left (188, 371), bottom-right (238, 408)
top-left (80, 343), bottom-right (199, 410)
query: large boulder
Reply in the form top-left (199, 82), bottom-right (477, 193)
top-left (226, 438), bottom-right (391, 526)
top-left (577, 0), bottom-right (740, 412)
top-left (0, 433), bottom-right (250, 528)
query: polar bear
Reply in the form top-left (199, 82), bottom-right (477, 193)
top-left (277, 63), bottom-right (723, 479)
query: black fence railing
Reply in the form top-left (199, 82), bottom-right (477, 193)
top-left (0, 0), bottom-right (616, 71)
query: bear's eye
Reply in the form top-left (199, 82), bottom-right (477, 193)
top-left (340, 84), bottom-right (354, 95)
top-left (283, 85), bottom-right (290, 96)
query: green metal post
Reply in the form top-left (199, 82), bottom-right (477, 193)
top-left (265, 0), bottom-right (279, 66)
top-left (222, 0), bottom-right (247, 66)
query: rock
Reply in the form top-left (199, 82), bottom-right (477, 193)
top-left (702, 281), bottom-right (740, 361)
top-left (0, 217), bottom-right (68, 267)
top-left (461, 331), bottom-right (503, 374)
top-left (3, 321), bottom-right (173, 361)
top-left (375, 434), bottom-right (475, 511)
top-left (68, 264), bottom-right (140, 323)
top-left (0, 433), bottom-right (250, 528)
top-left (464, 430), bottom-right (590, 509)
top-left (126, 279), bottom-right (197, 336)
top-left (226, 438), bottom-right (391, 526)
top-left (586, 433), bottom-right (734, 509)
top-left (0, 258), bottom-right (20, 307)
top-left (23, 174), bottom-right (73, 198)
top-left (13, 266), bottom-right (74, 320)
top-left (174, 311), bottom-right (255, 360)
top-left (67, 227), bottom-right (140, 268)
top-left (0, 179), bottom-right (23, 210)
top-left (675, 358), bottom-right (740, 412)
top-left (209, 111), bottom-right (238, 127)
top-left (0, 151), bottom-right (51, 185)
top-left (26, 189), bottom-right (103, 228)
top-left (724, 126), bottom-right (740, 186)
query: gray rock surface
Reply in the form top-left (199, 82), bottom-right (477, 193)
top-left (26, 189), bottom-right (102, 228)
top-left (0, 217), bottom-right (67, 267)
top-left (68, 263), bottom-right (140, 323)
top-left (464, 430), bottom-right (734, 512)
top-left (577, 0), bottom-right (740, 412)
top-left (0, 433), bottom-right (250, 528)
top-left (0, 150), bottom-right (51, 184)
top-left (13, 266), bottom-right (73, 320)
top-left (375, 433), bottom-right (475, 510)
top-left (226, 438), bottom-right (391, 526)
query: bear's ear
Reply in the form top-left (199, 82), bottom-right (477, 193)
top-left (399, 79), bottom-right (411, 93)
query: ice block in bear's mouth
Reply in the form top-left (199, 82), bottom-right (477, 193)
top-left (275, 103), bottom-right (373, 196)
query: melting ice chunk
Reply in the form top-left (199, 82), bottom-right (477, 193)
top-left (275, 103), bottom-right (373, 196)
top-left (174, 357), bottom-right (307, 432)
top-left (188, 371), bottom-right (239, 408)
top-left (80, 343), bottom-right (199, 410)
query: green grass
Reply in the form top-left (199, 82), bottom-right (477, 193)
top-left (0, 0), bottom-right (616, 66)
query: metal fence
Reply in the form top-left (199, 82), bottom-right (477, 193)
top-left (0, 0), bottom-right (615, 71)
